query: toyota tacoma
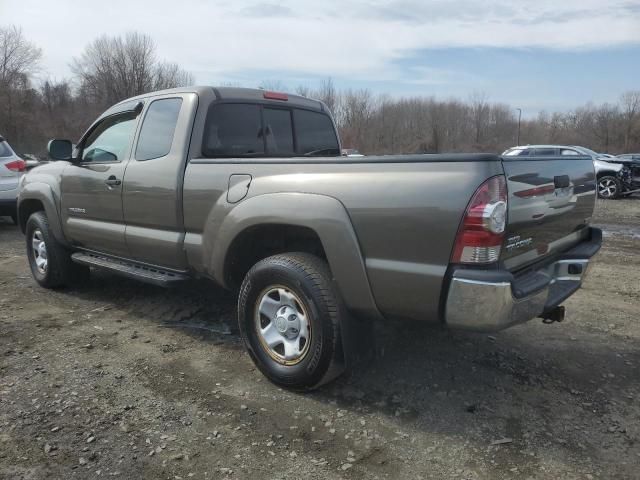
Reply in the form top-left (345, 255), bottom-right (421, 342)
top-left (18, 87), bottom-right (602, 389)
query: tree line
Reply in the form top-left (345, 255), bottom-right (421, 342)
top-left (1, 25), bottom-right (639, 157)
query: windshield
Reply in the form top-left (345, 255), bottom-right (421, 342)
top-left (0, 141), bottom-right (14, 158)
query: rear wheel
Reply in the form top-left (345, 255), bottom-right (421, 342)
top-left (26, 211), bottom-right (89, 288)
top-left (597, 175), bottom-right (621, 199)
top-left (238, 253), bottom-right (344, 390)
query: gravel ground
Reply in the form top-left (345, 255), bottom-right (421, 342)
top-left (0, 198), bottom-right (639, 480)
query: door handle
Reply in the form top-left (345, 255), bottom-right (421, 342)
top-left (105, 175), bottom-right (121, 187)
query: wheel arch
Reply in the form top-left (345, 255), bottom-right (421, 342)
top-left (211, 192), bottom-right (382, 320)
top-left (18, 183), bottom-right (68, 245)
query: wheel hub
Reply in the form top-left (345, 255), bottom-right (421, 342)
top-left (599, 179), bottom-right (617, 198)
top-left (31, 229), bottom-right (48, 274)
top-left (255, 287), bottom-right (311, 365)
top-left (275, 306), bottom-right (301, 338)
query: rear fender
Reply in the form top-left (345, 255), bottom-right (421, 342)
top-left (208, 192), bottom-right (382, 321)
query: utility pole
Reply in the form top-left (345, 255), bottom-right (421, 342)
top-left (516, 108), bottom-right (522, 145)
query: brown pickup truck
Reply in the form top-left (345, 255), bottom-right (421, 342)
top-left (18, 86), bottom-right (601, 389)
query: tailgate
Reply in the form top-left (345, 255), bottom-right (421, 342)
top-left (501, 155), bottom-right (596, 271)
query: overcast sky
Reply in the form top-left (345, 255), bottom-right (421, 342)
top-left (2, 0), bottom-right (639, 113)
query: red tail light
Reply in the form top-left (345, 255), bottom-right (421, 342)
top-left (451, 175), bottom-right (507, 264)
top-left (263, 91), bottom-right (288, 101)
top-left (5, 159), bottom-right (25, 172)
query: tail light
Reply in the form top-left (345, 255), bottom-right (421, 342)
top-left (5, 159), bottom-right (26, 172)
top-left (451, 175), bottom-right (507, 264)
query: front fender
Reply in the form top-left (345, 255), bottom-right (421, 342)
top-left (209, 192), bottom-right (382, 320)
top-left (18, 181), bottom-right (68, 246)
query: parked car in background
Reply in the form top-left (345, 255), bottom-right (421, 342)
top-left (19, 153), bottom-right (44, 170)
top-left (502, 144), bottom-right (632, 199)
top-left (611, 154), bottom-right (640, 196)
top-left (18, 86), bottom-right (601, 389)
top-left (0, 135), bottom-right (25, 224)
top-left (616, 153), bottom-right (640, 161)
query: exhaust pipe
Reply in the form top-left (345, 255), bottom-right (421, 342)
top-left (539, 306), bottom-right (565, 324)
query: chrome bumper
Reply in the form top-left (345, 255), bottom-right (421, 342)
top-left (445, 228), bottom-right (601, 332)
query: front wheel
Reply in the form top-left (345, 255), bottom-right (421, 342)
top-left (238, 253), bottom-right (344, 390)
top-left (597, 175), bottom-right (621, 199)
top-left (25, 211), bottom-right (89, 288)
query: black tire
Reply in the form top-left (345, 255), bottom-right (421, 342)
top-left (238, 253), bottom-right (344, 390)
top-left (25, 211), bottom-right (89, 288)
top-left (597, 175), bottom-right (621, 199)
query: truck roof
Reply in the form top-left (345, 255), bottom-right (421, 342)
top-left (110, 86), bottom-right (326, 112)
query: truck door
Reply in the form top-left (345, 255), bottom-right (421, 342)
top-left (121, 93), bottom-right (197, 270)
top-left (60, 106), bottom-right (141, 257)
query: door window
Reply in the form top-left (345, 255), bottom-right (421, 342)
top-left (534, 148), bottom-right (557, 156)
top-left (82, 113), bottom-right (137, 163)
top-left (560, 149), bottom-right (579, 156)
top-left (135, 98), bottom-right (183, 161)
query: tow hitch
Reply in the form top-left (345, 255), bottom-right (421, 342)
top-left (540, 306), bottom-right (565, 324)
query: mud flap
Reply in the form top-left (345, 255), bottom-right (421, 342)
top-left (313, 306), bottom-right (376, 388)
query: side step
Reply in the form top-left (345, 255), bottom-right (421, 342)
top-left (71, 252), bottom-right (189, 287)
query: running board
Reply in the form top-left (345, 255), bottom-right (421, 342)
top-left (71, 252), bottom-right (189, 287)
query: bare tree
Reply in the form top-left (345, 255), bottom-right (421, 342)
top-left (620, 91), bottom-right (640, 152)
top-left (589, 103), bottom-right (619, 153)
top-left (72, 32), bottom-right (193, 108)
top-left (0, 25), bottom-right (42, 142)
top-left (0, 25), bottom-right (42, 88)
top-left (469, 91), bottom-right (490, 145)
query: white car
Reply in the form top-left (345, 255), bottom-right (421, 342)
top-left (0, 135), bottom-right (25, 224)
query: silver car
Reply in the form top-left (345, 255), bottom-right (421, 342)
top-left (502, 144), bottom-right (627, 199)
top-left (0, 136), bottom-right (25, 224)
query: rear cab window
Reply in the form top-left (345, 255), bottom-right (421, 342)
top-left (202, 102), bottom-right (339, 158)
top-left (294, 109), bottom-right (339, 156)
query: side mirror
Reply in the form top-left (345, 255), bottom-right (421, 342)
top-left (47, 139), bottom-right (73, 160)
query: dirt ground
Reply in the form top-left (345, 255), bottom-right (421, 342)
top-left (1, 198), bottom-right (639, 480)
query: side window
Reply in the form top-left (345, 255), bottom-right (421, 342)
top-left (534, 148), bottom-right (556, 156)
top-left (203, 104), bottom-right (264, 157)
top-left (561, 149), bottom-right (579, 156)
top-left (504, 148), bottom-right (528, 156)
top-left (263, 108), bottom-right (294, 155)
top-left (82, 114), bottom-right (137, 163)
top-left (293, 109), bottom-right (340, 156)
top-left (135, 98), bottom-right (183, 161)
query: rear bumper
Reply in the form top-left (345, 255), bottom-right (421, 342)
top-left (445, 227), bottom-right (602, 332)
